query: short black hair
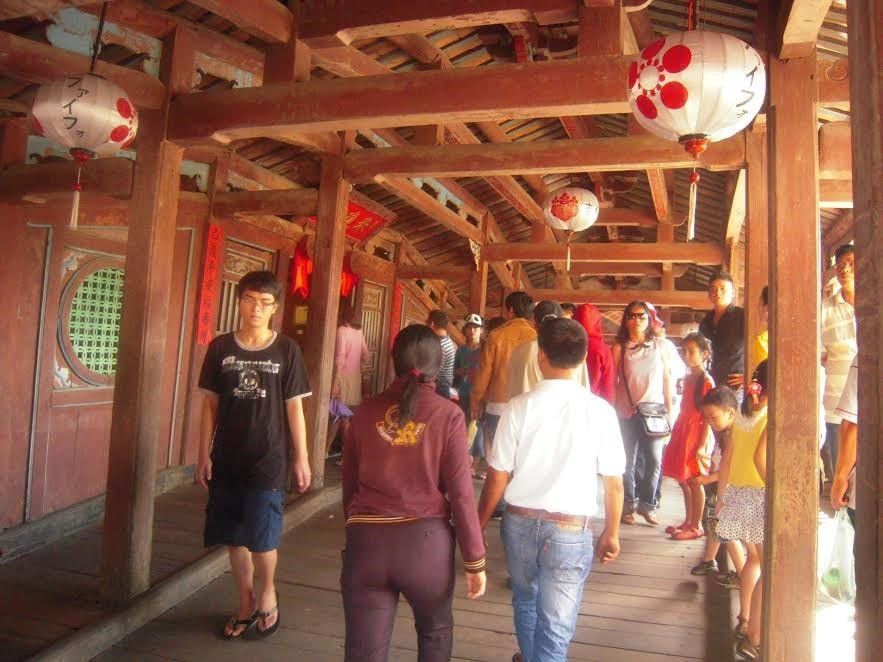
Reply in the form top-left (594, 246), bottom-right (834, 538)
top-left (485, 316), bottom-right (506, 334)
top-left (237, 270), bottom-right (281, 301)
top-left (709, 271), bottom-right (734, 286)
top-left (533, 300), bottom-right (563, 328)
top-left (760, 285), bottom-right (768, 306)
top-left (834, 244), bottom-right (854, 263)
top-left (505, 291), bottom-right (534, 320)
top-left (538, 318), bottom-right (588, 369)
top-left (560, 302), bottom-right (576, 314)
top-left (427, 309), bottom-right (449, 328)
top-left (700, 385), bottom-right (739, 411)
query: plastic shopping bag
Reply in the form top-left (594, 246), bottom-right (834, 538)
top-left (466, 420), bottom-right (478, 450)
top-left (817, 508), bottom-right (856, 604)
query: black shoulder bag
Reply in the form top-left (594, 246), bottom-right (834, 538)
top-left (620, 341), bottom-right (672, 439)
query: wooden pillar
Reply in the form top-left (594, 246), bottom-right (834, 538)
top-left (745, 120), bottom-right (769, 371)
top-left (302, 151), bottom-right (350, 489)
top-left (846, 1), bottom-right (882, 660)
top-left (100, 28), bottom-right (192, 603)
top-left (656, 222), bottom-right (675, 326)
top-left (762, 51), bottom-right (820, 661)
top-left (263, 1), bottom-right (309, 84)
top-left (470, 257), bottom-right (488, 317)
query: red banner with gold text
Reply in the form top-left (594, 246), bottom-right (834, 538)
top-left (196, 223), bottom-right (223, 345)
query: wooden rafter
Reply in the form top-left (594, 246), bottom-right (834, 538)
top-left (299, 0), bottom-right (579, 46)
top-left (485, 241), bottom-right (723, 264)
top-left (566, 263), bottom-right (690, 277)
top-left (184, 0), bottom-right (293, 43)
top-left (777, 0), bottom-right (836, 59)
top-left (398, 265), bottom-right (473, 281)
top-left (168, 56), bottom-right (632, 141)
top-left (343, 135), bottom-right (746, 181)
top-left (211, 188), bottom-right (317, 217)
top-left (526, 288), bottom-right (711, 309)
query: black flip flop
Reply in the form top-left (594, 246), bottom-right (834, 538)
top-left (223, 612), bottom-right (257, 640)
top-left (251, 601), bottom-right (280, 639)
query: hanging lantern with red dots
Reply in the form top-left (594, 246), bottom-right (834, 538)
top-left (30, 4), bottom-right (138, 230)
top-left (32, 73), bottom-right (138, 230)
top-left (626, 0), bottom-right (765, 239)
top-left (542, 186), bottom-right (600, 270)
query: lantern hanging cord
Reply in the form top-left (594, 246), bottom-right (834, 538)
top-left (88, 2), bottom-right (110, 74)
top-left (686, 0), bottom-right (697, 31)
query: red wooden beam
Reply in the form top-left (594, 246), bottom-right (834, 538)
top-left (184, 0), bottom-right (293, 43)
top-left (211, 188), bottom-right (318, 217)
top-left (168, 56), bottom-right (632, 142)
top-left (299, 0), bottom-right (578, 46)
top-left (485, 241), bottom-right (723, 264)
top-left (0, 32), bottom-right (166, 110)
top-left (0, 157), bottom-right (134, 202)
top-left (527, 288), bottom-right (710, 309)
top-left (344, 134), bottom-right (746, 181)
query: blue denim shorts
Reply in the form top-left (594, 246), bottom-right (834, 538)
top-left (204, 487), bottom-right (284, 552)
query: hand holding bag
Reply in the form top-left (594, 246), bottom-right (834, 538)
top-left (620, 341), bottom-right (672, 439)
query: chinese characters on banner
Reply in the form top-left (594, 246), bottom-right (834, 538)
top-left (196, 224), bottom-right (224, 345)
top-left (305, 201), bottom-right (389, 242)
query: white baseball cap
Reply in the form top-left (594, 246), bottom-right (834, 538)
top-left (463, 313), bottom-right (483, 327)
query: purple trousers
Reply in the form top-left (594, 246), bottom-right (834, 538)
top-left (341, 518), bottom-right (455, 662)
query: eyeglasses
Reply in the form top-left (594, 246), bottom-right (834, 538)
top-left (240, 296), bottom-right (277, 310)
top-left (624, 312), bottom-right (648, 321)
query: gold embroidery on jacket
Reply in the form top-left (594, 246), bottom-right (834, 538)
top-left (375, 405), bottom-right (426, 447)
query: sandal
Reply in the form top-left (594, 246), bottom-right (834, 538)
top-left (734, 615), bottom-right (749, 640)
top-left (736, 638), bottom-right (759, 660)
top-left (690, 559), bottom-right (719, 576)
top-left (252, 597), bottom-right (280, 639)
top-left (665, 521), bottom-right (688, 535)
top-left (223, 613), bottom-right (257, 640)
top-left (671, 527), bottom-right (704, 540)
top-left (620, 513), bottom-right (635, 525)
top-left (638, 509), bottom-right (659, 526)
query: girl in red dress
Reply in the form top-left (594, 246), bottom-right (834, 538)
top-left (661, 333), bottom-right (715, 540)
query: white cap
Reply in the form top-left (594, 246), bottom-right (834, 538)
top-left (463, 313), bottom-right (483, 327)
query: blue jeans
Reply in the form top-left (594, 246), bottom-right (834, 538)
top-left (501, 511), bottom-right (593, 662)
top-left (620, 415), bottom-right (664, 513)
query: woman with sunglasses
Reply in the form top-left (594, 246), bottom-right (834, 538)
top-left (611, 301), bottom-right (676, 525)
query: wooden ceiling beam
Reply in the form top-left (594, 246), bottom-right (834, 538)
top-left (527, 288), bottom-right (711, 309)
top-left (724, 169), bottom-right (747, 242)
top-left (0, 31), bottom-right (166, 110)
top-left (473, 122), bottom-right (547, 197)
top-left (819, 121), bottom-right (852, 179)
top-left (344, 134), bottom-right (745, 181)
top-left (211, 188), bottom-right (318, 217)
top-left (0, 157), bottom-right (134, 202)
top-left (485, 241), bottom-right (723, 264)
top-left (299, 0), bottom-right (578, 46)
top-left (398, 265), bottom-right (473, 281)
top-left (183, 0), bottom-right (293, 43)
top-left (776, 0), bottom-right (836, 59)
top-left (168, 56), bottom-right (632, 142)
top-left (819, 179), bottom-right (853, 208)
top-left (82, 0), bottom-right (265, 75)
top-left (375, 174), bottom-right (484, 244)
top-left (568, 262), bottom-right (690, 277)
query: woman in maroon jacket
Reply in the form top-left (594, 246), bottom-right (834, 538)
top-left (341, 324), bottom-right (487, 662)
top-left (573, 303), bottom-right (615, 404)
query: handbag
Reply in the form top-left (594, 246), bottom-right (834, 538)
top-left (620, 341), bottom-right (672, 439)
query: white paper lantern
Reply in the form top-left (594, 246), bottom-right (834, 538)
top-left (627, 31), bottom-right (766, 153)
top-left (31, 73), bottom-right (138, 228)
top-left (542, 187), bottom-right (600, 233)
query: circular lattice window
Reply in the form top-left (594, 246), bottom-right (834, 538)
top-left (59, 258), bottom-right (125, 386)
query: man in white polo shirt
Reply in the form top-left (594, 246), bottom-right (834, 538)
top-left (477, 318), bottom-right (626, 662)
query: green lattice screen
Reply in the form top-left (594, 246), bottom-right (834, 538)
top-left (68, 268), bottom-right (125, 375)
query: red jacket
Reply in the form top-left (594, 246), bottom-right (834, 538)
top-left (574, 304), bottom-right (616, 405)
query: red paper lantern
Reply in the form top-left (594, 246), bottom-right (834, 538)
top-left (542, 187), bottom-right (599, 269)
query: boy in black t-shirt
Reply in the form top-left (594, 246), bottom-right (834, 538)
top-left (197, 270), bottom-right (311, 640)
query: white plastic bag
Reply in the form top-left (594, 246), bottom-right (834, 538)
top-left (817, 508), bottom-right (856, 604)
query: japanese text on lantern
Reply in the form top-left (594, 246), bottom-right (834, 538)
top-left (197, 224), bottom-right (224, 345)
top-left (62, 76), bottom-right (89, 136)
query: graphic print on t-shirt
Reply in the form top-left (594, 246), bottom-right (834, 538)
top-left (375, 405), bottom-right (426, 447)
top-left (220, 355), bottom-right (281, 399)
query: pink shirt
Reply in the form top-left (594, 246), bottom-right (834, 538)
top-left (335, 325), bottom-right (368, 375)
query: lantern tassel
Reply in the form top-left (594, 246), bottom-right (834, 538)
top-left (564, 229), bottom-right (573, 271)
top-left (70, 166), bottom-right (83, 230)
top-left (687, 169), bottom-right (700, 241)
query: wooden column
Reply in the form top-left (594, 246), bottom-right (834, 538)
top-left (100, 27), bottom-right (193, 603)
top-left (745, 120), bottom-right (769, 371)
top-left (263, 1), bottom-right (310, 84)
top-left (656, 222), bottom-right (675, 326)
top-left (470, 258), bottom-right (488, 317)
top-left (762, 51), bottom-right (820, 661)
top-left (846, 1), bottom-right (882, 660)
top-left (302, 152), bottom-right (350, 489)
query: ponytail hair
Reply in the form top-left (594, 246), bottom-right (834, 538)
top-left (743, 359), bottom-right (769, 417)
top-left (392, 324), bottom-right (442, 426)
